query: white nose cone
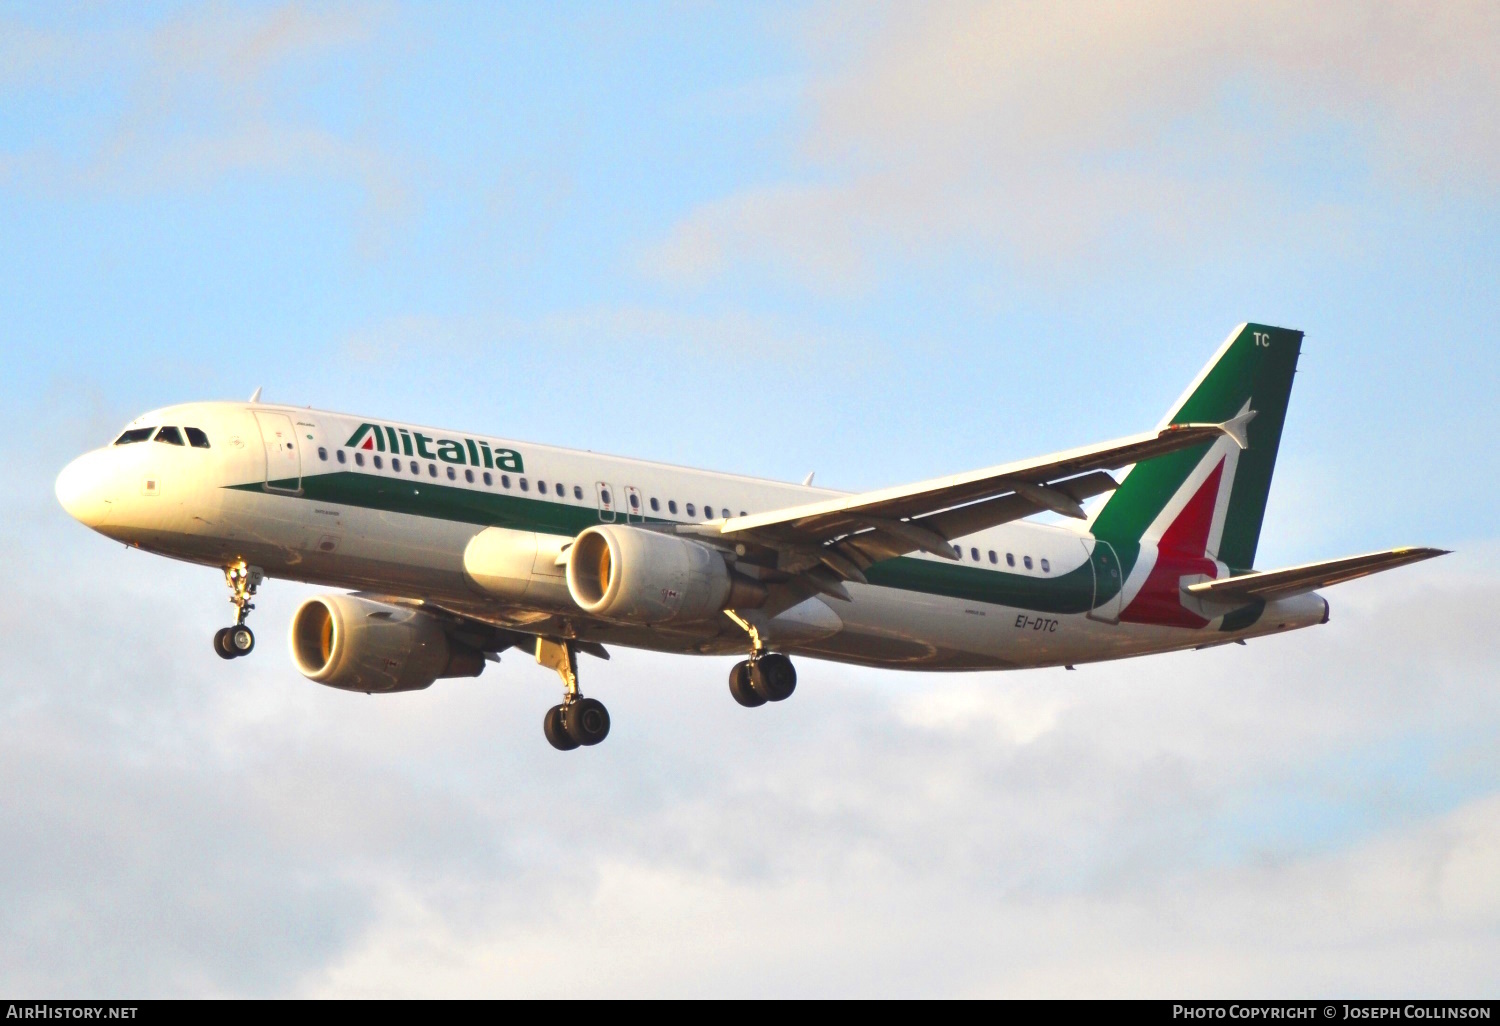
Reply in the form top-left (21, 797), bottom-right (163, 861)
top-left (55, 452), bottom-right (113, 528)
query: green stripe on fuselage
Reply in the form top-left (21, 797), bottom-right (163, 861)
top-left (231, 472), bottom-right (1117, 614)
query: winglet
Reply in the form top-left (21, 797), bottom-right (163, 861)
top-left (1220, 407), bottom-right (1257, 450)
top-left (1167, 409), bottom-right (1256, 451)
top-left (248, 387), bottom-right (262, 404)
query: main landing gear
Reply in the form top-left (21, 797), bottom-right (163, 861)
top-left (536, 638), bottom-right (610, 751)
top-left (724, 610), bottom-right (797, 708)
top-left (214, 562), bottom-right (263, 660)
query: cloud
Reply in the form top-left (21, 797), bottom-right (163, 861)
top-left (340, 304), bottom-right (883, 379)
top-left (0, 3), bottom-right (407, 244)
top-left (643, 1), bottom-right (1500, 291)
top-left (4, 405), bottom-right (1496, 1000)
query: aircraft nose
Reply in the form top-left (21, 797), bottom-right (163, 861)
top-left (55, 452), bottom-right (114, 528)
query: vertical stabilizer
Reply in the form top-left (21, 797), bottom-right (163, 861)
top-left (1091, 323), bottom-right (1303, 571)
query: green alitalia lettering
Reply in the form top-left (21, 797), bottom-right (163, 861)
top-left (345, 423), bottom-right (523, 472)
top-left (344, 423), bottom-right (385, 452)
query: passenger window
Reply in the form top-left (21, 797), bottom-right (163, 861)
top-left (1040, 558), bottom-right (1050, 573)
top-left (392, 459), bottom-right (402, 473)
top-left (1024, 556), bottom-right (1033, 570)
top-left (686, 503), bottom-right (696, 517)
top-left (373, 455), bottom-right (383, 469)
top-left (988, 550), bottom-right (997, 564)
top-left (1006, 553), bottom-right (1015, 567)
top-left (599, 487), bottom-right (608, 503)
top-left (953, 545), bottom-right (963, 558)
top-left (521, 478), bottom-right (530, 492)
top-left (355, 452), bottom-right (365, 467)
top-left (629, 493), bottom-right (640, 509)
top-left (447, 467), bottom-right (456, 481)
top-left (317, 447), bottom-right (328, 461)
top-left (185, 427), bottom-right (211, 449)
top-left (556, 483), bottom-right (565, 497)
top-left (483, 472), bottom-right (493, 486)
top-left (650, 497), bottom-right (660, 512)
top-left (574, 485), bottom-right (584, 500)
top-left (668, 500), bottom-right (678, 514)
top-left (971, 547), bottom-right (980, 561)
top-left (153, 426), bottom-right (185, 446)
top-left (705, 506), bottom-right (714, 518)
top-left (502, 475), bottom-right (511, 488)
top-left (465, 469), bottom-right (474, 483)
top-left (409, 461), bottom-right (418, 474)
top-left (113, 427), bottom-right (155, 445)
top-left (428, 464), bottom-right (437, 478)
top-left (337, 450), bottom-right (347, 464)
top-left (538, 480), bottom-right (547, 493)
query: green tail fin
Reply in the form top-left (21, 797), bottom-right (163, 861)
top-left (1090, 323), bottom-right (1303, 570)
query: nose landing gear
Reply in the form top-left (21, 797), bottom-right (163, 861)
top-left (536, 637), bottom-right (610, 750)
top-left (214, 562), bottom-right (263, 660)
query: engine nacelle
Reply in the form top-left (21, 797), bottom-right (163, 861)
top-left (565, 524), bottom-right (765, 625)
top-left (462, 526), bottom-right (575, 611)
top-left (289, 594), bottom-right (484, 694)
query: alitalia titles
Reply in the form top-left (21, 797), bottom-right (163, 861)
top-left (345, 423), bottom-right (524, 472)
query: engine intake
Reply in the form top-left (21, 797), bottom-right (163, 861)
top-left (289, 594), bottom-right (484, 694)
top-left (566, 524), bottom-right (765, 624)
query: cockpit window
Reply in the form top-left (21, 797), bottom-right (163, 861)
top-left (114, 428), bottom-right (155, 445)
top-left (185, 427), bottom-right (210, 449)
top-left (153, 426), bottom-right (185, 446)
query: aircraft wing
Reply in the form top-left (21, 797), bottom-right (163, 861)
top-left (699, 414), bottom-right (1255, 597)
top-left (1184, 547), bottom-right (1449, 603)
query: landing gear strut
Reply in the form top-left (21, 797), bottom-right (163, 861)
top-left (537, 637), bottom-right (610, 750)
top-left (214, 562), bottom-right (263, 660)
top-left (724, 610), bottom-right (797, 707)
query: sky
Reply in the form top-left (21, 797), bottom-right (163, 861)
top-left (2, 0), bottom-right (1498, 997)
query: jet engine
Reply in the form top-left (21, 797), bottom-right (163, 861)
top-left (565, 524), bottom-right (766, 625)
top-left (289, 594), bottom-right (485, 694)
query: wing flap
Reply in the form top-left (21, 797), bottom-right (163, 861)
top-left (720, 422), bottom-right (1243, 568)
top-left (1185, 547), bottom-right (1449, 603)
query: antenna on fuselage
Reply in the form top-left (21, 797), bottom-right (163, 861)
top-left (248, 387), bottom-right (262, 403)
top-left (802, 471), bottom-right (815, 486)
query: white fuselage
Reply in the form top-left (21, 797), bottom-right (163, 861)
top-left (55, 401), bottom-right (1329, 672)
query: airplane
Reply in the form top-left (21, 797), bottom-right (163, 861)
top-left (55, 323), bottom-right (1446, 750)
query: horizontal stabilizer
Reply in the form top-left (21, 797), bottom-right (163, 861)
top-left (1185, 547), bottom-right (1449, 603)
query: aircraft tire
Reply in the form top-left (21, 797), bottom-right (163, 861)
top-left (214, 628), bottom-right (236, 660)
top-left (228, 625), bottom-right (255, 657)
top-left (750, 654), bottom-right (796, 702)
top-left (565, 697), bottom-right (611, 746)
top-left (729, 660), bottom-right (766, 707)
top-left (544, 705), bottom-right (580, 751)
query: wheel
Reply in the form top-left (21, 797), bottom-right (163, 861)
top-left (564, 697), bottom-right (611, 746)
top-left (544, 705), bottom-right (580, 751)
top-left (750, 653), bottom-right (796, 702)
top-left (214, 627), bottom-right (236, 660)
top-left (729, 660), bottom-right (766, 707)
top-left (227, 624), bottom-right (255, 657)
